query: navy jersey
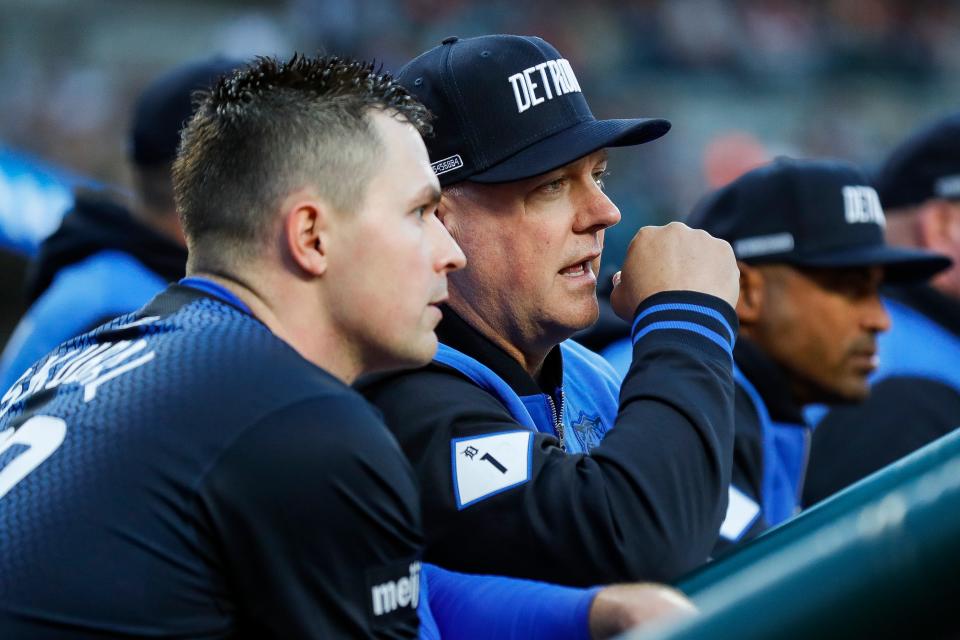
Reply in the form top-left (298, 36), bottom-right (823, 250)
top-left (0, 284), bottom-right (422, 638)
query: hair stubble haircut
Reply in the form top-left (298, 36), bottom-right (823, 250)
top-left (173, 54), bottom-right (433, 273)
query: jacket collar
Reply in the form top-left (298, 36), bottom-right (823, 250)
top-left (435, 306), bottom-right (564, 396)
top-left (734, 337), bottom-right (805, 425)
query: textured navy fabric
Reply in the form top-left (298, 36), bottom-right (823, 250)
top-left (0, 285), bottom-right (423, 638)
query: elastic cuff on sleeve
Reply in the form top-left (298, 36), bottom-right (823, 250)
top-left (630, 291), bottom-right (738, 358)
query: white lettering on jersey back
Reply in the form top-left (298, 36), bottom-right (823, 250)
top-left (507, 58), bottom-right (583, 113)
top-left (720, 485), bottom-right (762, 541)
top-left (371, 562), bottom-right (421, 616)
top-left (0, 415), bottom-right (66, 500)
top-left (452, 430), bottom-right (532, 508)
top-left (842, 185), bottom-right (886, 227)
top-left (0, 339), bottom-right (156, 420)
top-left (109, 316), bottom-right (160, 332)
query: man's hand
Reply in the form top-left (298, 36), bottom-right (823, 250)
top-left (589, 583), bottom-right (697, 639)
top-left (610, 222), bottom-right (740, 321)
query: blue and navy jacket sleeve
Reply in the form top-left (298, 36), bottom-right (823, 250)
top-left (363, 291), bottom-right (737, 587)
top-left (420, 564), bottom-right (597, 640)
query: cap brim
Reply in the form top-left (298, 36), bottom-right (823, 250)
top-left (466, 117), bottom-right (671, 184)
top-left (794, 245), bottom-right (952, 283)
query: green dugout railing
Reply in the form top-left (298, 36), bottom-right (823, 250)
top-left (622, 425), bottom-right (960, 639)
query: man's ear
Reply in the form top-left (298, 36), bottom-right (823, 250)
top-left (736, 261), bottom-right (765, 325)
top-left (436, 193), bottom-right (457, 232)
top-left (283, 194), bottom-right (331, 277)
top-left (438, 192), bottom-right (474, 252)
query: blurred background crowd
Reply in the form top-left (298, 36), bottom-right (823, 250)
top-left (1, 0), bottom-right (959, 342)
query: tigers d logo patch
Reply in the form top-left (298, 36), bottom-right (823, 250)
top-left (570, 411), bottom-right (604, 453)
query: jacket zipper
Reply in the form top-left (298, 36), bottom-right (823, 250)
top-left (546, 390), bottom-right (566, 451)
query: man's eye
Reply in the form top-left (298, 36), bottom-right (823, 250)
top-left (593, 170), bottom-right (609, 189)
top-left (540, 178), bottom-right (566, 193)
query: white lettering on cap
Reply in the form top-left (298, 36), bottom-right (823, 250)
top-left (508, 73), bottom-right (531, 113)
top-left (508, 58), bottom-right (582, 114)
top-left (546, 60), bottom-right (569, 94)
top-left (843, 185), bottom-right (886, 227)
top-left (431, 154), bottom-right (464, 176)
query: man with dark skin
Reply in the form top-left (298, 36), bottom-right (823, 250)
top-left (804, 114), bottom-right (960, 505)
top-left (687, 157), bottom-right (949, 549)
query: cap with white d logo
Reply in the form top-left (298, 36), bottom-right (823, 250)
top-left (397, 34), bottom-right (671, 186)
top-left (687, 157), bottom-right (951, 283)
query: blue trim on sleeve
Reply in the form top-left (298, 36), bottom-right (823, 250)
top-left (633, 321), bottom-right (733, 357)
top-left (418, 564), bottom-right (440, 640)
top-left (425, 563), bottom-right (597, 640)
top-left (632, 302), bottom-right (736, 343)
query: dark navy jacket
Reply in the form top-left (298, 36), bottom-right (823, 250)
top-left (0, 195), bottom-right (186, 392)
top-left (804, 286), bottom-right (960, 505)
top-left (362, 291), bottom-right (738, 587)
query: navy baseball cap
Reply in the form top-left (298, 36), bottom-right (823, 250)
top-left (874, 112), bottom-right (960, 210)
top-left (397, 34), bottom-right (671, 187)
top-left (688, 158), bottom-right (951, 283)
top-left (130, 57), bottom-right (243, 167)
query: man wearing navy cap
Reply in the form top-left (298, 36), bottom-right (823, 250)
top-left (362, 34), bottom-right (742, 586)
top-left (804, 114), bottom-right (960, 505)
top-left (687, 157), bottom-right (949, 550)
top-left (0, 58), bottom-right (238, 392)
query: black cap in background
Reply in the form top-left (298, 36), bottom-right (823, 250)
top-left (129, 57), bottom-right (243, 167)
top-left (874, 112), bottom-right (960, 211)
top-left (688, 157), bottom-right (951, 283)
